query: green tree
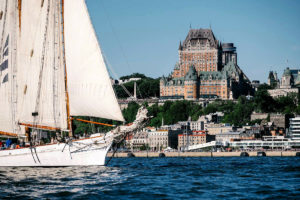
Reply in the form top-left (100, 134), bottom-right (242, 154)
top-left (122, 102), bottom-right (140, 123)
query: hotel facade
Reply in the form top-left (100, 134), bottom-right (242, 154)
top-left (160, 28), bottom-right (252, 100)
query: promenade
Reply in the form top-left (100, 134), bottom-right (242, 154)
top-left (107, 151), bottom-right (299, 157)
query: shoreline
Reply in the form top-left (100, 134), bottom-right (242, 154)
top-left (107, 151), bottom-right (300, 157)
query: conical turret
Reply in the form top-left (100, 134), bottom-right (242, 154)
top-left (178, 41), bottom-right (183, 50)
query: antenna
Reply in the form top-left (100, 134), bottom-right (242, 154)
top-left (189, 23), bottom-right (192, 29)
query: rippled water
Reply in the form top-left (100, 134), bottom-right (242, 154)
top-left (0, 157), bottom-right (299, 199)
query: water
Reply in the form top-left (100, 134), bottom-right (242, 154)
top-left (0, 157), bottom-right (299, 199)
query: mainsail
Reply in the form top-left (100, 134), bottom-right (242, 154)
top-left (64, 0), bottom-right (124, 122)
top-left (17, 0), bottom-right (67, 130)
top-left (0, 0), bottom-right (18, 135)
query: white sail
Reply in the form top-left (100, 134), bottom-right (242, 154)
top-left (0, 0), bottom-right (18, 134)
top-left (64, 0), bottom-right (124, 122)
top-left (17, 0), bottom-right (67, 129)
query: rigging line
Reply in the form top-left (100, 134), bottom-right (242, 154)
top-left (61, 0), bottom-right (72, 136)
top-left (105, 132), bottom-right (128, 166)
top-left (33, 146), bottom-right (41, 163)
top-left (103, 53), bottom-right (133, 98)
top-left (136, 82), bottom-right (144, 99)
top-left (98, 0), bottom-right (134, 74)
top-left (33, 0), bottom-right (51, 126)
top-left (52, 0), bottom-right (60, 128)
top-left (11, 0), bottom-right (19, 135)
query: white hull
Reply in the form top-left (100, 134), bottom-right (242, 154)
top-left (0, 135), bottom-right (113, 167)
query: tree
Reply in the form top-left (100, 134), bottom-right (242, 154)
top-left (254, 89), bottom-right (276, 113)
top-left (114, 74), bottom-right (160, 98)
top-left (119, 73), bottom-right (146, 81)
top-left (122, 102), bottom-right (140, 123)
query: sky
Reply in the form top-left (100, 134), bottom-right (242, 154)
top-left (86, 0), bottom-right (300, 83)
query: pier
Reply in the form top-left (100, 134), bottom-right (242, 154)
top-left (107, 151), bottom-right (299, 157)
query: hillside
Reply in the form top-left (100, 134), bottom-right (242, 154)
top-left (114, 73), bottom-right (160, 99)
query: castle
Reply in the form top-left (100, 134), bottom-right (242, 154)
top-left (160, 28), bottom-right (252, 100)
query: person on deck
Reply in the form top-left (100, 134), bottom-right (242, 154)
top-left (6, 138), bottom-right (12, 149)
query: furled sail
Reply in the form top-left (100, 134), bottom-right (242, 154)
top-left (64, 0), bottom-right (124, 121)
top-left (0, 0), bottom-right (18, 135)
top-left (17, 0), bottom-right (67, 130)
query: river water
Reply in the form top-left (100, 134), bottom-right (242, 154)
top-left (0, 157), bottom-right (299, 199)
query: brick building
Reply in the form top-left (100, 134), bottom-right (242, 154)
top-left (178, 131), bottom-right (215, 150)
top-left (160, 28), bottom-right (252, 100)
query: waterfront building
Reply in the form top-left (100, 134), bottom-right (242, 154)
top-left (289, 117), bottom-right (300, 140)
top-left (215, 131), bottom-right (241, 143)
top-left (229, 136), bottom-right (300, 149)
top-left (178, 119), bottom-right (206, 131)
top-left (270, 113), bottom-right (290, 129)
top-left (160, 28), bottom-right (252, 100)
top-left (177, 112), bottom-right (225, 131)
top-left (148, 129), bottom-right (182, 151)
top-left (178, 131), bottom-right (215, 150)
top-left (131, 132), bottom-right (148, 150)
top-left (205, 123), bottom-right (234, 135)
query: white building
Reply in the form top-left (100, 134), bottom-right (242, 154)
top-left (131, 132), bottom-right (148, 149)
top-left (215, 131), bottom-right (241, 143)
top-left (289, 117), bottom-right (300, 140)
top-left (148, 130), bottom-right (169, 151)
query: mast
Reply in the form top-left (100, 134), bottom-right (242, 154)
top-left (61, 0), bottom-right (72, 137)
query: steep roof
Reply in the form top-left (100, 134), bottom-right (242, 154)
top-left (199, 71), bottom-right (227, 80)
top-left (268, 71), bottom-right (275, 79)
top-left (181, 28), bottom-right (219, 50)
top-left (222, 61), bottom-right (239, 77)
top-left (162, 77), bottom-right (185, 86)
top-left (185, 66), bottom-right (197, 81)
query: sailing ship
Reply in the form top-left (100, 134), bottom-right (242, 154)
top-left (0, 0), bottom-right (148, 166)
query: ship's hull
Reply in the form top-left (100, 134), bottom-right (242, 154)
top-left (0, 135), bottom-right (112, 167)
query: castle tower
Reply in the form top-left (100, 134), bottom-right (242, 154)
top-left (280, 67), bottom-right (292, 89)
top-left (184, 66), bottom-right (198, 100)
top-left (221, 43), bottom-right (237, 66)
top-left (177, 29), bottom-right (222, 77)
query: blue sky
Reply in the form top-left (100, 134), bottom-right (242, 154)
top-left (86, 0), bottom-right (300, 83)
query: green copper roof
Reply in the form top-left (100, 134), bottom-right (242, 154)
top-left (199, 71), bottom-right (228, 80)
top-left (283, 67), bottom-right (291, 76)
top-left (185, 66), bottom-right (197, 81)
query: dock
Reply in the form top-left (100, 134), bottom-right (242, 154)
top-left (107, 151), bottom-right (299, 157)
